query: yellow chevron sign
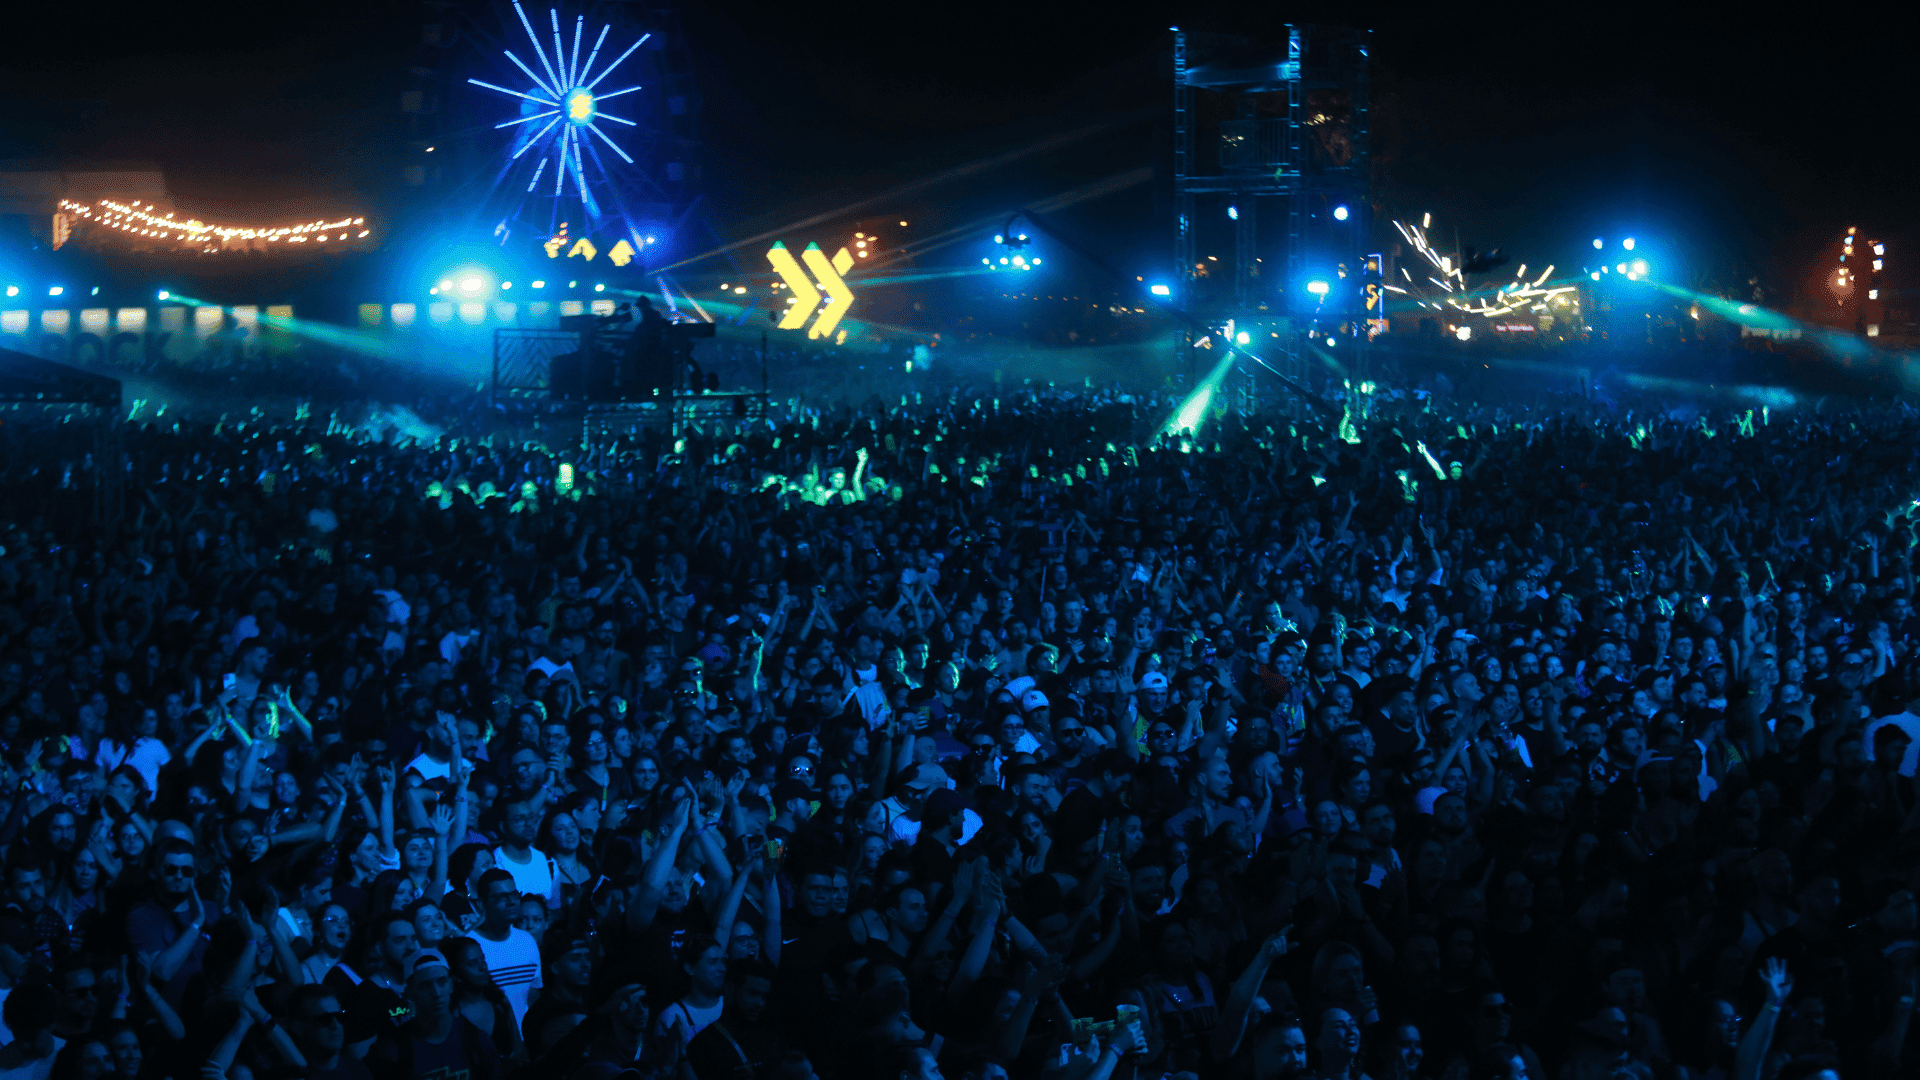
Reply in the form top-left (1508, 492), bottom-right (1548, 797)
top-left (767, 242), bottom-right (855, 339)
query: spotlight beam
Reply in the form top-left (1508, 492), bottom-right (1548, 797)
top-left (658, 114), bottom-right (1151, 274)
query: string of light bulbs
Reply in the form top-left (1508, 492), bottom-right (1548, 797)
top-left (57, 198), bottom-right (372, 247)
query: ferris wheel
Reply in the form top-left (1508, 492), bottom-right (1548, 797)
top-left (468, 2), bottom-right (690, 257)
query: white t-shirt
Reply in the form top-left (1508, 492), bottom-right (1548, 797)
top-left (493, 845), bottom-right (561, 907)
top-left (440, 629), bottom-right (478, 664)
top-left (657, 996), bottom-right (725, 1045)
top-left (95, 737), bottom-right (173, 795)
top-left (1865, 712), bottom-right (1920, 776)
top-left (846, 681), bottom-right (892, 729)
top-left (465, 927), bottom-right (543, 1026)
top-left (887, 808), bottom-right (983, 847)
top-left (406, 753), bottom-right (453, 784)
top-left (0, 1034), bottom-right (65, 1080)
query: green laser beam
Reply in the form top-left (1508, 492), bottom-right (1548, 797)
top-left (1162, 348), bottom-right (1238, 438)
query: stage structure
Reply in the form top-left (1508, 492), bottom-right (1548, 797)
top-left (0, 346), bottom-right (123, 526)
top-left (1171, 25), bottom-right (1371, 374)
top-left (492, 308), bottom-right (763, 433)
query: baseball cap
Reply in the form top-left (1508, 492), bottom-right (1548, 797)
top-left (405, 948), bottom-right (450, 981)
top-left (1413, 786), bottom-right (1447, 815)
top-left (924, 788), bottom-right (964, 819)
top-left (1139, 672), bottom-right (1170, 691)
top-left (1020, 689), bottom-right (1050, 711)
top-left (898, 762), bottom-right (948, 792)
top-left (771, 779), bottom-right (814, 810)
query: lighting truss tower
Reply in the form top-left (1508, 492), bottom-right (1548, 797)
top-left (1171, 25), bottom-right (1370, 376)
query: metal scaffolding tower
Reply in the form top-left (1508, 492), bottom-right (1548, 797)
top-left (1172, 25), bottom-right (1370, 378)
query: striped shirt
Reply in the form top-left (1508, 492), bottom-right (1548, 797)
top-left (465, 927), bottom-right (543, 1026)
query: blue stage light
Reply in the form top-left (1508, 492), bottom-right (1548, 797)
top-left (1150, 284), bottom-right (1171, 296)
top-left (1333, 205), bottom-right (1349, 221)
top-left (1227, 205), bottom-right (1239, 221)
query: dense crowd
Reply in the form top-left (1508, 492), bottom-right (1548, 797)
top-left (1, 373), bottom-right (1916, 1080)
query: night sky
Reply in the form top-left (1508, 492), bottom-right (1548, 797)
top-left (1, 2), bottom-right (1910, 295)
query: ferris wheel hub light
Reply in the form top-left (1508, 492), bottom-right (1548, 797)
top-left (565, 87), bottom-right (596, 124)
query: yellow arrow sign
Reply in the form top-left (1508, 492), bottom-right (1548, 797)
top-left (802, 244), bottom-right (856, 340)
top-left (766, 242), bottom-right (820, 331)
top-left (767, 242), bottom-right (856, 338)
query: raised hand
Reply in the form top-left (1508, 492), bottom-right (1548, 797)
top-left (429, 804), bottom-right (455, 837)
top-left (950, 857), bottom-right (981, 909)
top-left (1759, 957), bottom-right (1794, 1006)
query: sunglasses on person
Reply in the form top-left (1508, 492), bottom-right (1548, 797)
top-left (1057, 727), bottom-right (1085, 740)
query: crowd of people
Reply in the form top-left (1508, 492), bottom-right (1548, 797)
top-left (0, 370), bottom-right (1916, 1080)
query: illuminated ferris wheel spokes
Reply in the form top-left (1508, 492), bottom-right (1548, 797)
top-left (469, 2), bottom-right (649, 222)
